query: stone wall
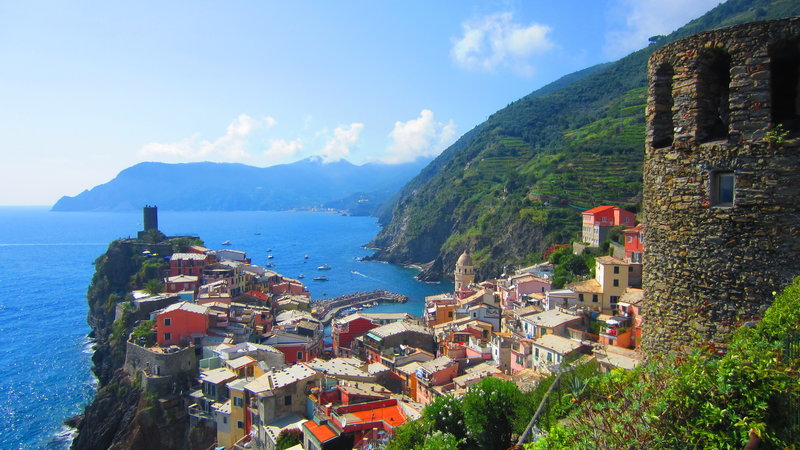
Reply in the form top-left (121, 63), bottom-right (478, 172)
top-left (124, 341), bottom-right (197, 392)
top-left (643, 18), bottom-right (800, 353)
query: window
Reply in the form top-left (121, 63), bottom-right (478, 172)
top-left (223, 416), bottom-right (227, 424)
top-left (626, 236), bottom-right (632, 243)
top-left (592, 294), bottom-right (598, 303)
top-left (534, 348), bottom-right (539, 360)
top-left (578, 294), bottom-right (585, 303)
top-left (711, 170), bottom-right (735, 206)
top-left (628, 266), bottom-right (633, 272)
top-left (284, 395), bottom-right (292, 406)
top-left (448, 311), bottom-right (453, 318)
top-left (297, 351), bottom-right (303, 361)
top-left (233, 397), bottom-right (243, 407)
top-left (613, 279), bottom-right (619, 287)
top-left (516, 355), bottom-right (524, 365)
top-left (613, 266), bottom-right (620, 274)
top-left (697, 49), bottom-right (731, 142)
top-left (164, 332), bottom-right (172, 341)
top-left (164, 318), bottom-right (171, 326)
top-left (237, 420), bottom-right (244, 429)
top-left (770, 39), bottom-right (800, 132)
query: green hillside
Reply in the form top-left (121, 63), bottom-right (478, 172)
top-left (370, 0), bottom-right (800, 281)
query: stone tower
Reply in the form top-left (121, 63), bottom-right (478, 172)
top-left (143, 205), bottom-right (158, 232)
top-left (643, 18), bottom-right (800, 353)
top-left (454, 250), bottom-right (475, 292)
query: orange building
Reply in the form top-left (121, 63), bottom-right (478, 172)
top-left (155, 301), bottom-right (214, 347)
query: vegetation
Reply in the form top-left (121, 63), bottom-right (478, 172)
top-left (527, 277), bottom-right (800, 448)
top-left (132, 320), bottom-right (156, 347)
top-left (170, 236), bottom-right (204, 253)
top-left (143, 278), bottom-right (164, 296)
top-left (372, 0), bottom-right (800, 280)
top-left (276, 429), bottom-right (302, 450)
top-left (548, 246), bottom-right (595, 289)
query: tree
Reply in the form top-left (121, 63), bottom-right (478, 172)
top-left (386, 420), bottom-right (429, 450)
top-left (132, 320), bottom-right (155, 347)
top-left (143, 278), bottom-right (163, 296)
top-left (423, 395), bottom-right (466, 439)
top-left (461, 377), bottom-right (525, 449)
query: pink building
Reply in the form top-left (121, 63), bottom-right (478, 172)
top-left (164, 275), bottom-right (198, 293)
top-left (169, 253), bottom-right (213, 277)
top-left (581, 205), bottom-right (636, 247)
top-left (415, 356), bottom-right (459, 405)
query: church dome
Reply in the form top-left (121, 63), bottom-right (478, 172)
top-left (456, 250), bottom-right (473, 267)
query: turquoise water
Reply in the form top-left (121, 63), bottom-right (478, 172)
top-left (0, 207), bottom-right (451, 448)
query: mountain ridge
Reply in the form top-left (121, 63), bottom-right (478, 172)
top-left (52, 157), bottom-right (430, 214)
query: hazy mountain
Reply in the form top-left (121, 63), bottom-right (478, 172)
top-left (51, 157), bottom-right (430, 214)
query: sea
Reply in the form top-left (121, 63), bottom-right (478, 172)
top-left (0, 207), bottom-right (452, 449)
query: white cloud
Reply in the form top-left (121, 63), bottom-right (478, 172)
top-left (382, 109), bottom-right (457, 164)
top-left (451, 12), bottom-right (554, 76)
top-left (604, 0), bottom-right (721, 58)
top-left (140, 114), bottom-right (276, 162)
top-left (264, 138), bottom-right (304, 161)
top-left (318, 123), bottom-right (363, 163)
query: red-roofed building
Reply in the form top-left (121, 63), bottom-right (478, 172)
top-left (582, 205), bottom-right (636, 247)
top-left (303, 398), bottom-right (408, 450)
top-left (302, 420), bottom-right (339, 449)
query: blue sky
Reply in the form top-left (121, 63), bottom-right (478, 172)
top-left (0, 0), bottom-right (721, 205)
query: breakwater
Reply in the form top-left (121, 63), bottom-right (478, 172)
top-left (312, 290), bottom-right (408, 324)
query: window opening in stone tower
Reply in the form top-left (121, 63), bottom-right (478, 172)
top-left (697, 50), bottom-right (731, 142)
top-left (652, 63), bottom-right (675, 148)
top-left (711, 170), bottom-right (735, 206)
top-left (770, 39), bottom-right (800, 133)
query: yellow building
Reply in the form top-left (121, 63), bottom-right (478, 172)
top-left (567, 256), bottom-right (629, 314)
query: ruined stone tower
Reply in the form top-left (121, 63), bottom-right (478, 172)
top-left (643, 18), bottom-right (800, 353)
top-left (143, 205), bottom-right (158, 232)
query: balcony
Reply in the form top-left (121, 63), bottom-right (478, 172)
top-left (188, 404), bottom-right (214, 422)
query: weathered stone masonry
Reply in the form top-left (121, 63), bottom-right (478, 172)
top-left (643, 18), bottom-right (800, 353)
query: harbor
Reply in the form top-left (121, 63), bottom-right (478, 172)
top-left (311, 290), bottom-right (408, 325)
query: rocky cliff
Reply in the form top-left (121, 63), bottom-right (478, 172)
top-left (71, 238), bottom-right (212, 449)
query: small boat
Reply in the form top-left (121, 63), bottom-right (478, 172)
top-left (266, 248), bottom-right (272, 252)
top-left (313, 276), bottom-right (328, 281)
top-left (265, 262), bottom-right (276, 268)
top-left (221, 240), bottom-right (231, 245)
top-left (304, 254), bottom-right (309, 259)
top-left (317, 264), bottom-right (331, 270)
top-left (267, 255), bottom-right (274, 259)
top-left (255, 232), bottom-right (261, 235)
top-left (298, 274), bottom-right (305, 279)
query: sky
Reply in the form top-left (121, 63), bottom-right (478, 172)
top-left (0, 0), bottom-right (723, 206)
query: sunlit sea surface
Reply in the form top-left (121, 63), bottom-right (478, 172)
top-left (0, 207), bottom-right (451, 449)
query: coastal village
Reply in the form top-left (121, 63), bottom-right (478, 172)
top-left (118, 204), bottom-right (645, 450)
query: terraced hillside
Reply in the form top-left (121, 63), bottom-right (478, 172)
top-left (370, 0), bottom-right (800, 281)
